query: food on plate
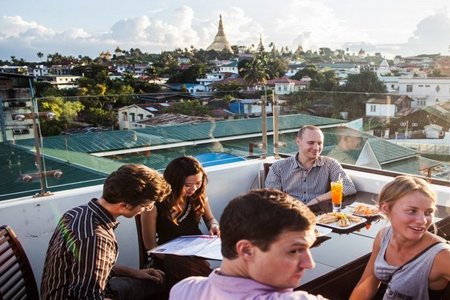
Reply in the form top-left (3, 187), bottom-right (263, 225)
top-left (317, 212), bottom-right (363, 227)
top-left (317, 213), bottom-right (338, 224)
top-left (353, 204), bottom-right (380, 216)
top-left (337, 217), bottom-right (350, 227)
top-left (347, 215), bottom-right (363, 223)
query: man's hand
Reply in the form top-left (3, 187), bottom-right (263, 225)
top-left (133, 268), bottom-right (165, 284)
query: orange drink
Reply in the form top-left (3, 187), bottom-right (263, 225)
top-left (331, 179), bottom-right (343, 212)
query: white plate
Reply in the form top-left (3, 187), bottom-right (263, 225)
top-left (316, 213), bottom-right (367, 230)
top-left (315, 226), bottom-right (332, 237)
top-left (349, 203), bottom-right (381, 218)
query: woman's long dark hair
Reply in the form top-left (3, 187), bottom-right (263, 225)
top-left (162, 156), bottom-right (208, 224)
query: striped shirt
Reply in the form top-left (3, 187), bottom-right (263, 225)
top-left (41, 199), bottom-right (119, 300)
top-left (265, 154), bottom-right (356, 204)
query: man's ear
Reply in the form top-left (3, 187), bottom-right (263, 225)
top-left (235, 240), bottom-right (254, 259)
top-left (118, 202), bottom-right (130, 211)
top-left (295, 137), bottom-right (301, 147)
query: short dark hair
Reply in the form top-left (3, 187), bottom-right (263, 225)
top-left (220, 189), bottom-right (316, 259)
top-left (102, 164), bottom-right (171, 206)
top-left (297, 125), bottom-right (321, 139)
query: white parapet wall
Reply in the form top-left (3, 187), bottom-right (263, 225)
top-left (0, 158), bottom-right (264, 289)
top-left (1, 157), bottom-right (449, 290)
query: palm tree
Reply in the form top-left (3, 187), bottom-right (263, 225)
top-left (37, 52), bottom-right (44, 62)
top-left (242, 55), bottom-right (268, 88)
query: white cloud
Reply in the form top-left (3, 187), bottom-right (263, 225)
top-left (1, 3), bottom-right (450, 61)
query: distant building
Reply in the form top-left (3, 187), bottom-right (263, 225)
top-left (36, 75), bottom-right (81, 90)
top-left (196, 72), bottom-right (225, 90)
top-left (266, 76), bottom-right (309, 95)
top-left (0, 73), bottom-right (34, 141)
top-left (30, 65), bottom-right (50, 77)
top-left (219, 61), bottom-right (239, 74)
top-left (206, 15), bottom-right (233, 53)
top-left (366, 95), bottom-right (413, 118)
top-left (398, 76), bottom-right (450, 107)
top-left (118, 104), bottom-right (156, 130)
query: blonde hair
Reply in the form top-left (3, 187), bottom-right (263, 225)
top-left (378, 175), bottom-right (436, 211)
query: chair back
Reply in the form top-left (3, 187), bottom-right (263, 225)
top-left (134, 215), bottom-right (148, 269)
top-left (0, 225), bottom-right (39, 300)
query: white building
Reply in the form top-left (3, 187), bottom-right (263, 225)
top-left (117, 104), bottom-right (156, 130)
top-left (366, 98), bottom-right (397, 117)
top-left (424, 124), bottom-right (443, 139)
top-left (397, 76), bottom-right (450, 108)
top-left (266, 76), bottom-right (309, 95)
top-left (285, 63), bottom-right (305, 77)
top-left (37, 75), bottom-right (81, 90)
top-left (30, 65), bottom-right (50, 77)
top-left (219, 61), bottom-right (239, 74)
top-left (196, 72), bottom-right (225, 91)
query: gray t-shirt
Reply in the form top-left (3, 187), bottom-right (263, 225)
top-left (374, 226), bottom-right (450, 300)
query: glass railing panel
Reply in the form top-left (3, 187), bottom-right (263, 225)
top-left (2, 87), bottom-right (450, 201)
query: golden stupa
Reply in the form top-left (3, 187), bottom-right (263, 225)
top-left (206, 15), bottom-right (233, 52)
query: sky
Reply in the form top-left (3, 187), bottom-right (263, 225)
top-left (1, 0), bottom-right (450, 62)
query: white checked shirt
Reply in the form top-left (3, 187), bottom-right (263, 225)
top-left (265, 154), bottom-right (356, 204)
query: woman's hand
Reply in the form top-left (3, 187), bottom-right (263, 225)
top-left (209, 223), bottom-right (220, 237)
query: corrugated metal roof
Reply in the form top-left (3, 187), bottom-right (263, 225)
top-left (367, 137), bottom-right (416, 164)
top-left (382, 156), bottom-right (442, 176)
top-left (15, 114), bottom-right (344, 154)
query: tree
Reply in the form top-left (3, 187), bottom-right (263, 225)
top-left (214, 81), bottom-right (243, 96)
top-left (37, 52), bottom-right (44, 62)
top-left (266, 57), bottom-right (288, 79)
top-left (161, 100), bottom-right (211, 116)
top-left (242, 53), bottom-right (269, 86)
top-left (38, 96), bottom-right (84, 136)
top-left (332, 71), bottom-right (387, 119)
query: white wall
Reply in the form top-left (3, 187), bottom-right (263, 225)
top-left (0, 159), bottom-right (263, 289)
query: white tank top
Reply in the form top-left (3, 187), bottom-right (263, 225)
top-left (374, 226), bottom-right (450, 300)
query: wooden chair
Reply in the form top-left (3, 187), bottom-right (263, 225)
top-left (134, 215), bottom-right (149, 270)
top-left (0, 225), bottom-right (39, 300)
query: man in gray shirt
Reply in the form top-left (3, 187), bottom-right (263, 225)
top-left (265, 125), bottom-right (356, 206)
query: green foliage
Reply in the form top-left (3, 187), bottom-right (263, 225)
top-left (161, 100), bottom-right (211, 116)
top-left (242, 52), bottom-right (269, 86)
top-left (84, 107), bottom-right (117, 127)
top-left (214, 81), bottom-right (243, 96)
top-left (167, 64), bottom-right (206, 84)
top-left (292, 66), bottom-right (337, 91)
top-left (332, 71), bottom-right (387, 119)
top-left (37, 96), bottom-right (85, 136)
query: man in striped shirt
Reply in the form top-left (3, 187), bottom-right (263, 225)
top-left (41, 164), bottom-right (171, 300)
top-left (266, 125), bottom-right (356, 206)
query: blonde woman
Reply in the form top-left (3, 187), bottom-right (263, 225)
top-left (350, 175), bottom-right (450, 300)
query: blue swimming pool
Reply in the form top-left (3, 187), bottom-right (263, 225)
top-left (194, 153), bottom-right (246, 167)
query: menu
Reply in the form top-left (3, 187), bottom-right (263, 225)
top-left (149, 235), bottom-right (222, 260)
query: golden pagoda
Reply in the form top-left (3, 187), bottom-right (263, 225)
top-left (206, 15), bottom-right (233, 52)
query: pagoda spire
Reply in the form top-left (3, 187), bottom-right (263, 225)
top-left (206, 15), bottom-right (233, 52)
top-left (258, 34), bottom-right (265, 52)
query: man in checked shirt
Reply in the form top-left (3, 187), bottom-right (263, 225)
top-left (41, 164), bottom-right (171, 300)
top-left (266, 125), bottom-right (356, 206)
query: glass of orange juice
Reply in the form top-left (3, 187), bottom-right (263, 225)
top-left (331, 179), bottom-right (343, 212)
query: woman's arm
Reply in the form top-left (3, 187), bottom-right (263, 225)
top-left (349, 229), bottom-right (384, 300)
top-left (140, 206), bottom-right (159, 250)
top-left (202, 198), bottom-right (220, 236)
top-left (429, 246), bottom-right (450, 290)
